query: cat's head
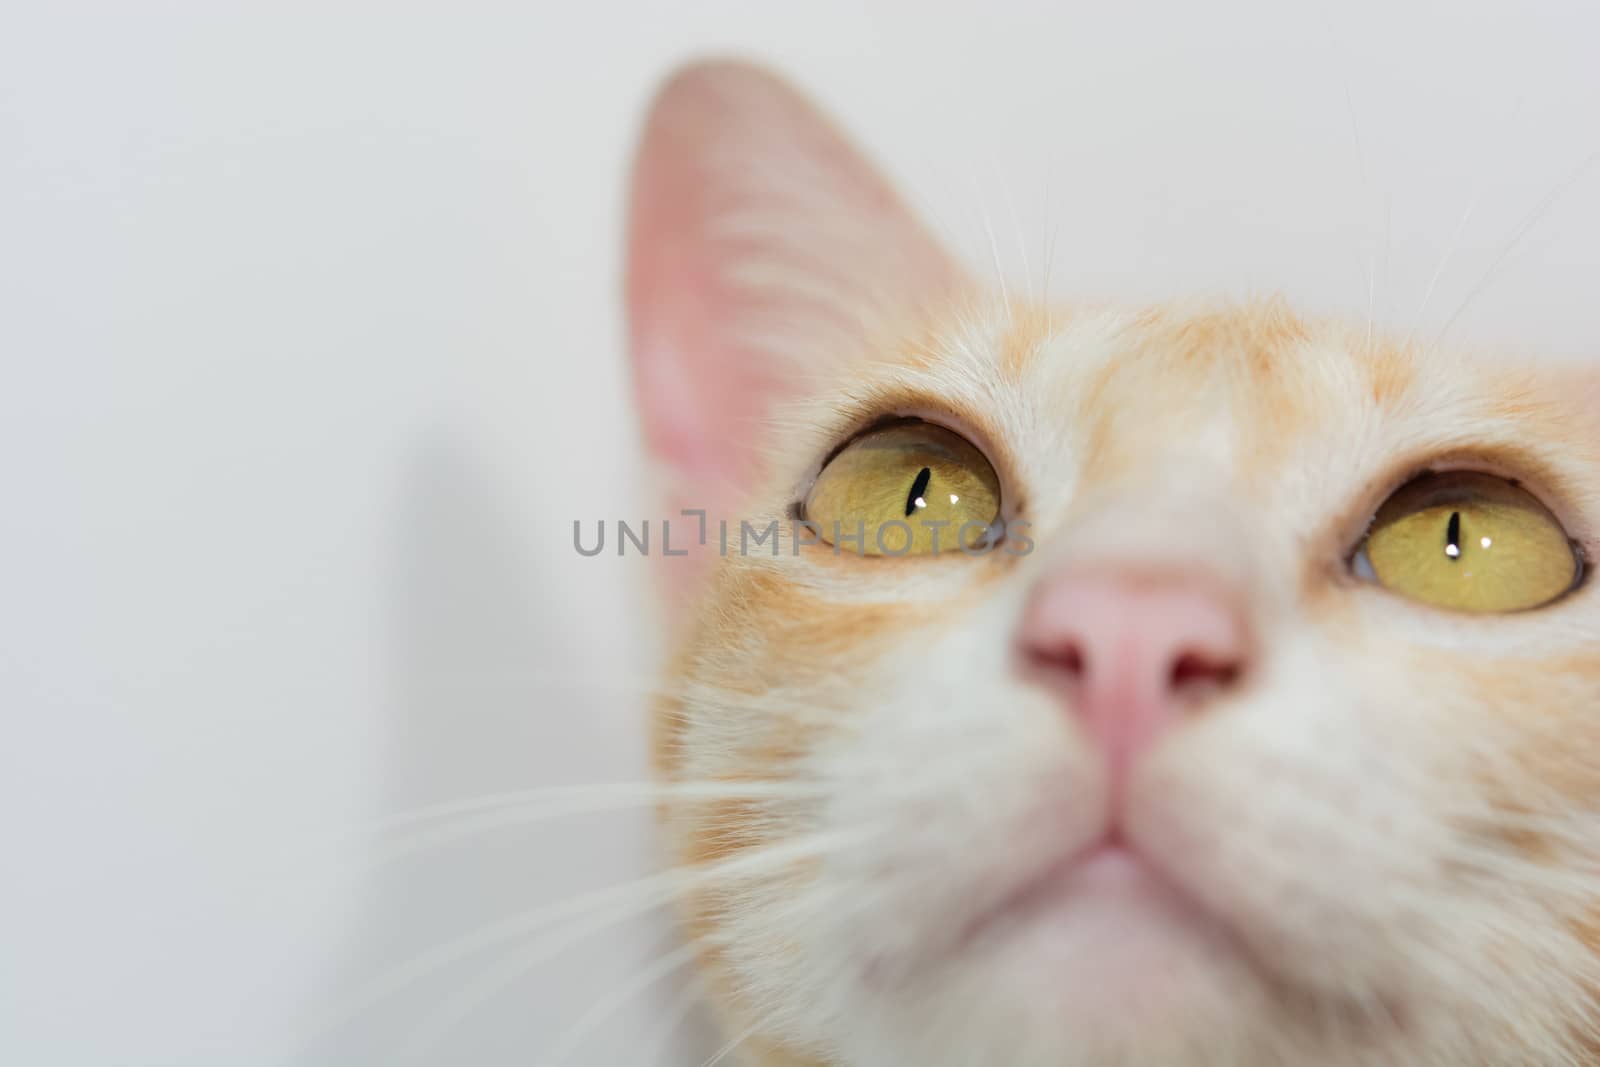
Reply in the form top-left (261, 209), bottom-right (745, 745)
top-left (625, 60), bottom-right (1600, 1067)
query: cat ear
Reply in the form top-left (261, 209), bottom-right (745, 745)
top-left (625, 60), bottom-right (962, 588)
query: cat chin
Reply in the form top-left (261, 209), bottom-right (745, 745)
top-left (843, 928), bottom-right (1386, 1067)
top-left (832, 845), bottom-right (1411, 1067)
top-left (957, 845), bottom-right (1239, 962)
top-left (926, 845), bottom-right (1265, 1021)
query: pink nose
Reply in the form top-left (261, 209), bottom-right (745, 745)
top-left (1019, 571), bottom-right (1249, 796)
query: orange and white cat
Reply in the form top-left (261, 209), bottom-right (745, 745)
top-left (625, 60), bottom-right (1600, 1066)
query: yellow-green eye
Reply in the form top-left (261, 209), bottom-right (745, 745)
top-left (804, 422), bottom-right (1001, 556)
top-left (1357, 471), bottom-right (1580, 613)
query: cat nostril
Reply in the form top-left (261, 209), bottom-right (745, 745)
top-left (1032, 641), bottom-right (1086, 679)
top-left (1168, 649), bottom-right (1242, 694)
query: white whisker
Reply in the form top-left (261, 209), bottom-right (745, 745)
top-left (972, 172), bottom-right (1010, 309)
top-left (997, 160), bottom-right (1033, 303)
top-left (1434, 147), bottom-right (1600, 346)
top-left (544, 867), bottom-right (899, 1067)
top-left (536, 941), bottom-right (701, 1067)
top-left (303, 824), bottom-right (879, 1051)
top-left (645, 972), bottom-right (712, 1067)
top-left (701, 1015), bottom-right (765, 1067)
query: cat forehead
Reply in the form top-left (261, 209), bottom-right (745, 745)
top-left (1007, 300), bottom-right (1403, 489)
top-left (902, 298), bottom-right (1405, 447)
top-left (801, 296), bottom-right (1564, 505)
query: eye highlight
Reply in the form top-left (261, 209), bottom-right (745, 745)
top-left (1354, 471), bottom-right (1580, 613)
top-left (804, 422), bottom-right (1000, 555)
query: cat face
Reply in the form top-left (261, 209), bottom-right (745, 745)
top-left (626, 61), bottom-right (1600, 1067)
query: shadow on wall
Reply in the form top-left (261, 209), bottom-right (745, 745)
top-left (307, 439), bottom-right (715, 1066)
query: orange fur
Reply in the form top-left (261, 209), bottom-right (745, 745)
top-left (628, 60), bottom-right (1600, 1067)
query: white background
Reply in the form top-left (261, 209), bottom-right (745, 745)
top-left (3, 2), bottom-right (1597, 1065)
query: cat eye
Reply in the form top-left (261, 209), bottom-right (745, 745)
top-left (804, 422), bottom-right (1001, 556)
top-left (1353, 471), bottom-right (1580, 613)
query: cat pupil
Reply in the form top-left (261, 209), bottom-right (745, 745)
top-left (905, 467), bottom-right (932, 517)
top-left (1445, 511), bottom-right (1462, 561)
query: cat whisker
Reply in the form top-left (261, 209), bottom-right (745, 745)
top-left (389, 876), bottom-right (690, 1064)
top-left (535, 939), bottom-right (701, 1067)
top-left (1040, 175), bottom-right (1059, 323)
top-left (1400, 95), bottom-right (1519, 354)
top-left (1433, 146), bottom-right (1600, 347)
top-left (182, 778), bottom-right (846, 897)
top-left (388, 824), bottom-right (890, 1064)
top-left (379, 779), bottom-right (835, 829)
top-left (699, 1013), bottom-right (767, 1067)
top-left (357, 716), bottom-right (1024, 852)
top-left (971, 170), bottom-right (1011, 311)
top-left (368, 783), bottom-right (842, 868)
top-left (996, 159), bottom-right (1033, 303)
top-left (539, 867), bottom-right (902, 1067)
top-left (304, 823), bottom-right (881, 1048)
top-left (520, 672), bottom-right (676, 692)
top-left (377, 739), bottom-right (1019, 1062)
top-left (645, 971), bottom-right (711, 1067)
top-left (372, 779), bottom-right (832, 837)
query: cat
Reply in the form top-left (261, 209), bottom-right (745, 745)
top-left (623, 59), bottom-right (1600, 1067)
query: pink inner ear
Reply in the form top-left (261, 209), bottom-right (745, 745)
top-left (625, 104), bottom-right (783, 510)
top-left (624, 61), bottom-right (962, 597)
